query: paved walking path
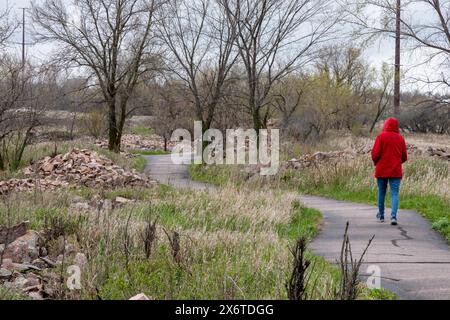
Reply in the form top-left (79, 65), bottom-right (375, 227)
top-left (143, 154), bottom-right (211, 190)
top-left (301, 195), bottom-right (450, 300)
top-left (144, 154), bottom-right (450, 300)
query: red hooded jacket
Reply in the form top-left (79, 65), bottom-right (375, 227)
top-left (371, 117), bottom-right (408, 178)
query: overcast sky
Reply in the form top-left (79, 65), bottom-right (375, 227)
top-left (1, 0), bottom-right (446, 94)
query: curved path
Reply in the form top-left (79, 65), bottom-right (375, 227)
top-left (144, 154), bottom-right (450, 300)
top-left (302, 195), bottom-right (450, 300)
top-left (143, 154), bottom-right (211, 190)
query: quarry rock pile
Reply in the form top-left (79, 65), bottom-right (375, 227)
top-left (0, 149), bottom-right (156, 195)
top-left (24, 148), bottom-right (157, 187)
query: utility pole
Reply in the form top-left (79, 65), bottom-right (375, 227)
top-left (394, 0), bottom-right (401, 115)
top-left (21, 7), bottom-right (26, 68)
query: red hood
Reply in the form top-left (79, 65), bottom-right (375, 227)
top-left (382, 117), bottom-right (399, 133)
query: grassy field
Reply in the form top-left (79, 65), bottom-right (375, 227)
top-left (0, 134), bottom-right (344, 300)
top-left (1, 131), bottom-right (403, 300)
top-left (1, 183), bottom-right (344, 300)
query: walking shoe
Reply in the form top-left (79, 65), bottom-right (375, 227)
top-left (391, 218), bottom-right (398, 226)
top-left (376, 212), bottom-right (385, 223)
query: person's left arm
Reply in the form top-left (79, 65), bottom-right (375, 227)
top-left (401, 136), bottom-right (408, 163)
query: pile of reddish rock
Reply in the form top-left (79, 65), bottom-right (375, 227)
top-left (0, 222), bottom-right (87, 300)
top-left (0, 148), bottom-right (156, 195)
top-left (0, 178), bottom-right (69, 195)
top-left (94, 134), bottom-right (173, 152)
top-left (285, 150), bottom-right (357, 170)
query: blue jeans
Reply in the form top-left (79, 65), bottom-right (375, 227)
top-left (377, 178), bottom-right (401, 219)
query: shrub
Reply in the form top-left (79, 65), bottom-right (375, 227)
top-left (79, 110), bottom-right (107, 139)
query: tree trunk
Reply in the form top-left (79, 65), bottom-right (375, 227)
top-left (108, 102), bottom-right (121, 153)
top-left (0, 153), bottom-right (4, 171)
top-left (252, 108), bottom-right (262, 133)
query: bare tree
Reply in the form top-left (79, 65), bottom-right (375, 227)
top-left (346, 0), bottom-right (450, 95)
top-left (0, 5), bottom-right (17, 47)
top-left (152, 79), bottom-right (190, 151)
top-left (157, 0), bottom-right (238, 134)
top-left (32, 0), bottom-right (162, 152)
top-left (272, 74), bottom-right (306, 129)
top-left (0, 56), bottom-right (24, 169)
top-left (369, 62), bottom-right (392, 132)
top-left (0, 56), bottom-right (50, 170)
top-left (222, 0), bottom-right (339, 136)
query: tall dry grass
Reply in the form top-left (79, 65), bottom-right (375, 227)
top-left (0, 184), bottom-right (340, 300)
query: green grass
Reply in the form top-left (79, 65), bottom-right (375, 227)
top-left (131, 155), bottom-right (147, 172)
top-left (0, 287), bottom-right (29, 300)
top-left (0, 184), bottom-right (341, 300)
top-left (94, 191), bottom-right (339, 300)
top-left (276, 201), bottom-right (322, 241)
top-left (129, 149), bottom-right (170, 156)
top-left (364, 288), bottom-right (398, 300)
top-left (188, 164), bottom-right (235, 186)
top-left (126, 124), bottom-right (154, 137)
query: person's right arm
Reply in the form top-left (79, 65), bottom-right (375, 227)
top-left (371, 135), bottom-right (382, 165)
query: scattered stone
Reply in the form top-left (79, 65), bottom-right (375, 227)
top-left (0, 223), bottom-right (86, 300)
top-left (11, 276), bottom-right (28, 290)
top-left (31, 258), bottom-right (48, 269)
top-left (285, 150), bottom-right (357, 170)
top-left (0, 221), bottom-right (29, 244)
top-left (1, 231), bottom-right (40, 264)
top-left (74, 253), bottom-right (88, 268)
top-left (427, 146), bottom-right (450, 161)
top-left (114, 196), bottom-right (132, 205)
top-left (129, 293), bottom-right (151, 300)
top-left (56, 254), bottom-right (63, 265)
top-left (1, 258), bottom-right (13, 269)
top-left (9, 263), bottom-right (42, 273)
top-left (95, 134), bottom-right (173, 152)
top-left (39, 256), bottom-right (57, 268)
top-left (28, 291), bottom-right (44, 300)
top-left (23, 273), bottom-right (40, 288)
top-left (406, 144), bottom-right (450, 161)
top-left (0, 268), bottom-right (12, 279)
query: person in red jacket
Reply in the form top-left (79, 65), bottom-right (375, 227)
top-left (371, 117), bottom-right (408, 225)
